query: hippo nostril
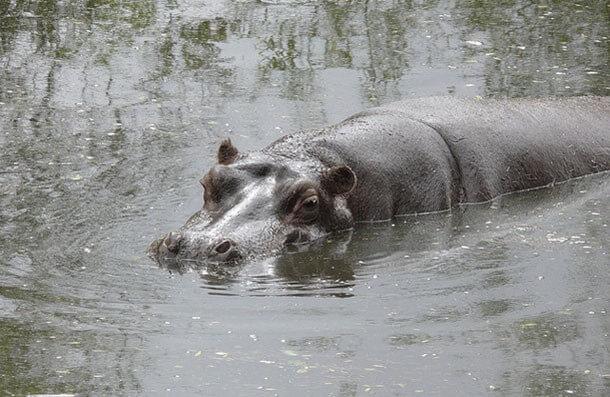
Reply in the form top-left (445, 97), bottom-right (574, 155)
top-left (163, 232), bottom-right (183, 253)
top-left (214, 240), bottom-right (233, 254)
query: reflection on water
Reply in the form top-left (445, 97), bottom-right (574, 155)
top-left (1, 0), bottom-right (609, 394)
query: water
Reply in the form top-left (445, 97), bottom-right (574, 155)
top-left (1, 0), bottom-right (609, 395)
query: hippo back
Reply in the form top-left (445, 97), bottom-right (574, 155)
top-left (381, 96), bottom-right (610, 203)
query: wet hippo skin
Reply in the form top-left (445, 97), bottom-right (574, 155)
top-left (150, 96), bottom-right (610, 265)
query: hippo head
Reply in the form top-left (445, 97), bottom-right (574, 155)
top-left (149, 139), bottom-right (357, 267)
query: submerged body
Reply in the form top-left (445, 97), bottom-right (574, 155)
top-left (149, 97), bottom-right (610, 265)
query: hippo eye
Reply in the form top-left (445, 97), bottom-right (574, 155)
top-left (299, 195), bottom-right (319, 222)
top-left (302, 196), bottom-right (318, 210)
top-left (281, 186), bottom-right (319, 224)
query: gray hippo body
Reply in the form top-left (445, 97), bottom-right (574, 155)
top-left (149, 96), bottom-right (610, 266)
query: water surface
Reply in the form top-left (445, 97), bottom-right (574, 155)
top-left (1, 0), bottom-right (609, 395)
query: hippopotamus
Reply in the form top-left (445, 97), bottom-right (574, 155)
top-left (149, 96), bottom-right (610, 266)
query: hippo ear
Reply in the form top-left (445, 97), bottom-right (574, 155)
top-left (218, 138), bottom-right (239, 165)
top-left (321, 165), bottom-right (357, 195)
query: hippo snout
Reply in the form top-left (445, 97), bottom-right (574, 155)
top-left (149, 231), bottom-right (243, 266)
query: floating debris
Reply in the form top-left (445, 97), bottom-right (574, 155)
top-left (546, 233), bottom-right (567, 243)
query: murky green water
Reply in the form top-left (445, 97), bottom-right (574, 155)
top-left (1, 0), bottom-right (609, 395)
